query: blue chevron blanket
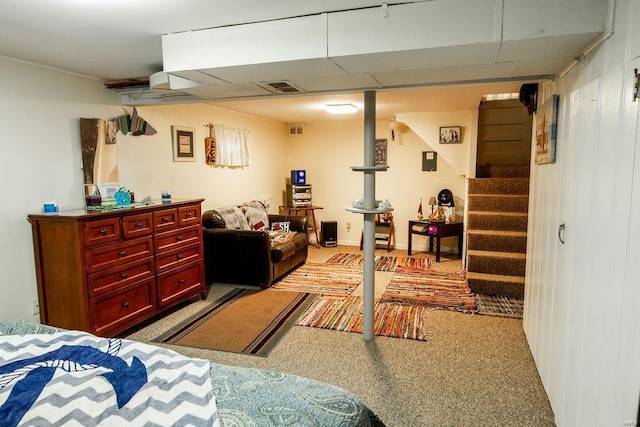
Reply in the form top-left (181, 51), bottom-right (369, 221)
top-left (0, 331), bottom-right (219, 427)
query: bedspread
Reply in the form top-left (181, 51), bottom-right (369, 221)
top-left (0, 320), bottom-right (384, 427)
top-left (0, 330), bottom-right (218, 427)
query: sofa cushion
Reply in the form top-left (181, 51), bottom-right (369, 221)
top-left (216, 205), bottom-right (250, 230)
top-left (242, 201), bottom-right (269, 231)
top-left (271, 241), bottom-right (296, 263)
top-left (291, 232), bottom-right (308, 251)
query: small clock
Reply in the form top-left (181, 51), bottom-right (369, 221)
top-left (437, 189), bottom-right (454, 206)
top-left (114, 188), bottom-right (131, 206)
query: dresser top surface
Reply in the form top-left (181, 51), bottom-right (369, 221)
top-left (28, 198), bottom-right (204, 222)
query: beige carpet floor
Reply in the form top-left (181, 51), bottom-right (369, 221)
top-left (126, 245), bottom-right (555, 427)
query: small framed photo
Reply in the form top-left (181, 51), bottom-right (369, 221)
top-left (97, 182), bottom-right (120, 199)
top-left (172, 126), bottom-right (195, 162)
top-left (439, 126), bottom-right (461, 144)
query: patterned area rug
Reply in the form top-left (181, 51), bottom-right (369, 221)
top-left (380, 268), bottom-right (478, 313)
top-left (297, 295), bottom-right (429, 341)
top-left (476, 294), bottom-right (524, 318)
top-left (325, 253), bottom-right (433, 272)
top-left (271, 262), bottom-right (362, 297)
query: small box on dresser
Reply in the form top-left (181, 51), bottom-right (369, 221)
top-left (28, 199), bottom-right (206, 337)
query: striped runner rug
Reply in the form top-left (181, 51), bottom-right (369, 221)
top-left (325, 253), bottom-right (432, 272)
top-left (297, 295), bottom-right (429, 341)
top-left (271, 262), bottom-right (362, 297)
top-left (153, 289), bottom-right (315, 356)
top-left (381, 268), bottom-right (477, 313)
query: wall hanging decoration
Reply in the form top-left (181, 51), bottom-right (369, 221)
top-left (172, 125), bottom-right (196, 162)
top-left (439, 126), bottom-right (461, 144)
top-left (535, 95), bottom-right (559, 165)
top-left (204, 123), bottom-right (216, 165)
top-left (422, 151), bottom-right (437, 171)
top-left (112, 107), bottom-right (157, 136)
top-left (375, 138), bottom-right (387, 165)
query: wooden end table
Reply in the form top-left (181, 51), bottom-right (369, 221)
top-left (408, 220), bottom-right (463, 262)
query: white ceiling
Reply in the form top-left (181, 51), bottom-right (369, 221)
top-left (0, 0), bottom-right (607, 123)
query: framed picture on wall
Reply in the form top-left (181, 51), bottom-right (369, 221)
top-left (439, 126), bottom-right (461, 144)
top-left (172, 125), bottom-right (195, 162)
top-left (375, 138), bottom-right (387, 165)
top-left (535, 95), bottom-right (559, 164)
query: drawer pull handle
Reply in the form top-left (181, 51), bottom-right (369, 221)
top-left (99, 229), bottom-right (107, 235)
top-left (177, 254), bottom-right (183, 260)
top-left (179, 279), bottom-right (186, 285)
top-left (176, 235), bottom-right (183, 241)
top-left (122, 302), bottom-right (129, 308)
top-left (186, 212), bottom-right (193, 217)
top-left (120, 273), bottom-right (128, 279)
top-left (162, 217), bottom-right (169, 222)
top-left (136, 222), bottom-right (143, 228)
top-left (119, 251), bottom-right (126, 257)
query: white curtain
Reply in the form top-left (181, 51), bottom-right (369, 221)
top-left (214, 126), bottom-right (251, 167)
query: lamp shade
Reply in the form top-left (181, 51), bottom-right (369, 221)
top-left (428, 197), bottom-right (437, 206)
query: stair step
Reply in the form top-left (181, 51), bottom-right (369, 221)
top-left (468, 178), bottom-right (529, 195)
top-left (467, 230), bottom-right (527, 253)
top-left (468, 194), bottom-right (529, 213)
top-left (467, 211), bottom-right (528, 232)
top-left (467, 250), bottom-right (526, 276)
top-left (475, 165), bottom-right (530, 179)
top-left (468, 272), bottom-right (525, 298)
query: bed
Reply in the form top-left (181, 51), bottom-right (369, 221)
top-left (0, 320), bottom-right (384, 426)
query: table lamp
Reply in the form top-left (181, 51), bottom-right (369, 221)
top-left (428, 197), bottom-right (437, 215)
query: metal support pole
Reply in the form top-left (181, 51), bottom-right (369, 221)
top-left (362, 90), bottom-right (376, 341)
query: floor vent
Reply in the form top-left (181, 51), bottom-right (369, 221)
top-left (289, 125), bottom-right (304, 136)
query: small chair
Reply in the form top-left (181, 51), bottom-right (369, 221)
top-left (360, 213), bottom-right (395, 252)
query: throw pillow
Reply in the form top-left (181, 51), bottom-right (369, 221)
top-left (242, 200), bottom-right (270, 231)
top-left (271, 221), bottom-right (290, 232)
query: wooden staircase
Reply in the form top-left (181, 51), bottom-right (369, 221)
top-left (466, 171), bottom-right (529, 298)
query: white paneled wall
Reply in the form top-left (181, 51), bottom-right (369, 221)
top-left (524, 0), bottom-right (640, 423)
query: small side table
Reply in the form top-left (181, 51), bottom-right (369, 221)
top-left (408, 220), bottom-right (463, 262)
top-left (283, 205), bottom-right (323, 248)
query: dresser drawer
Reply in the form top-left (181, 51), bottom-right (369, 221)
top-left (179, 204), bottom-right (201, 227)
top-left (157, 262), bottom-right (203, 307)
top-left (86, 236), bottom-right (153, 273)
top-left (154, 208), bottom-right (178, 232)
top-left (90, 279), bottom-right (157, 336)
top-left (83, 218), bottom-right (121, 247)
top-left (122, 212), bottom-right (153, 239)
top-left (154, 225), bottom-right (201, 253)
top-left (155, 243), bottom-right (202, 273)
top-left (87, 258), bottom-right (155, 297)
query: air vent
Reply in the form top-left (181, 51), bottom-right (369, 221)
top-left (266, 81), bottom-right (301, 93)
top-left (289, 125), bottom-right (304, 136)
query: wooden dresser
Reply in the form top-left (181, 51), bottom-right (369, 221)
top-left (28, 199), bottom-right (206, 337)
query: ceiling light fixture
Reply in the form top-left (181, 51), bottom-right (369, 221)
top-left (325, 104), bottom-right (357, 114)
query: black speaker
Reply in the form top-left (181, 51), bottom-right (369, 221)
top-left (321, 221), bottom-right (337, 247)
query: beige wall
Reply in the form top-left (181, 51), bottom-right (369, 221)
top-left (116, 104), bottom-right (287, 213)
top-left (284, 119), bottom-right (467, 250)
top-left (0, 57), bottom-right (122, 322)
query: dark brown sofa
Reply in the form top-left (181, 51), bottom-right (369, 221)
top-left (201, 202), bottom-right (308, 288)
